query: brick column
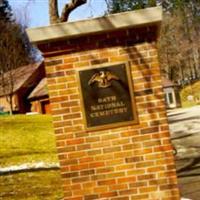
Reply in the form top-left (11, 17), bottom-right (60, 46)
top-left (27, 7), bottom-right (180, 200)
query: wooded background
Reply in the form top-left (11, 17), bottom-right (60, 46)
top-left (0, 0), bottom-right (200, 113)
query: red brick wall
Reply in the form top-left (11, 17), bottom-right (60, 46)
top-left (38, 25), bottom-right (180, 200)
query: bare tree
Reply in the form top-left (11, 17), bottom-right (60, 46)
top-left (49, 0), bottom-right (87, 24)
top-left (0, 22), bottom-right (30, 114)
top-left (158, 1), bottom-right (200, 84)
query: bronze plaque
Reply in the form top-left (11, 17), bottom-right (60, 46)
top-left (77, 63), bottom-right (137, 130)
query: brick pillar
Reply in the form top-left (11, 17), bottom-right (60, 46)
top-left (27, 7), bottom-right (180, 200)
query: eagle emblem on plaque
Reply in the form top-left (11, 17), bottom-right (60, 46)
top-left (88, 71), bottom-right (119, 88)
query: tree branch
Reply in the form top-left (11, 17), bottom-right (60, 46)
top-left (49, 0), bottom-right (59, 24)
top-left (60, 0), bottom-right (87, 22)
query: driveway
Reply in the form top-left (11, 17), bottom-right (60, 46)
top-left (168, 106), bottom-right (200, 199)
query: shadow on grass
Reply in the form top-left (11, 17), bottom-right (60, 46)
top-left (168, 116), bottom-right (200, 124)
top-left (0, 151), bottom-right (56, 159)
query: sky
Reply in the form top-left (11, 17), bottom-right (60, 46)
top-left (9, 0), bottom-right (108, 28)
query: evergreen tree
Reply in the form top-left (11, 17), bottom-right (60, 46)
top-left (0, 0), bottom-right (13, 22)
top-left (106, 0), bottom-right (157, 14)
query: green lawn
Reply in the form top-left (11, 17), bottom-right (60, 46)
top-left (180, 81), bottom-right (200, 107)
top-left (0, 114), bottom-right (63, 200)
top-left (0, 114), bottom-right (58, 167)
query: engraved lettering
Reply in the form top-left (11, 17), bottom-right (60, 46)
top-left (78, 64), bottom-right (136, 128)
top-left (89, 107), bottom-right (128, 118)
top-left (98, 96), bottom-right (117, 103)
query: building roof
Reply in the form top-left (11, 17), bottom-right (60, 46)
top-left (26, 6), bottom-right (162, 44)
top-left (0, 62), bottom-right (42, 97)
top-left (162, 77), bottom-right (177, 88)
top-left (28, 78), bottom-right (48, 100)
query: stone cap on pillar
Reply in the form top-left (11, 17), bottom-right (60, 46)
top-left (26, 6), bottom-right (162, 44)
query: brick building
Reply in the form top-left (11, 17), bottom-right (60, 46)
top-left (28, 78), bottom-right (51, 114)
top-left (0, 62), bottom-right (45, 113)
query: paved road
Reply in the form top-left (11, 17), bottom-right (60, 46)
top-left (168, 106), bottom-right (200, 200)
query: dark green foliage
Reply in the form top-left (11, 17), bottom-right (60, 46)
top-left (0, 22), bottom-right (32, 71)
top-left (162, 0), bottom-right (200, 13)
top-left (0, 0), bottom-right (13, 22)
top-left (18, 24), bottom-right (39, 64)
top-left (106, 0), bottom-right (157, 13)
top-left (0, 1), bottom-right (38, 114)
top-left (0, 1), bottom-right (38, 73)
top-left (106, 0), bottom-right (200, 15)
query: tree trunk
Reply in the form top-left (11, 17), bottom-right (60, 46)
top-left (9, 95), bottom-right (13, 115)
top-left (49, 0), bottom-right (59, 24)
top-left (6, 94), bottom-right (13, 115)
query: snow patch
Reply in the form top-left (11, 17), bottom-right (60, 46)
top-left (0, 162), bottom-right (60, 174)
